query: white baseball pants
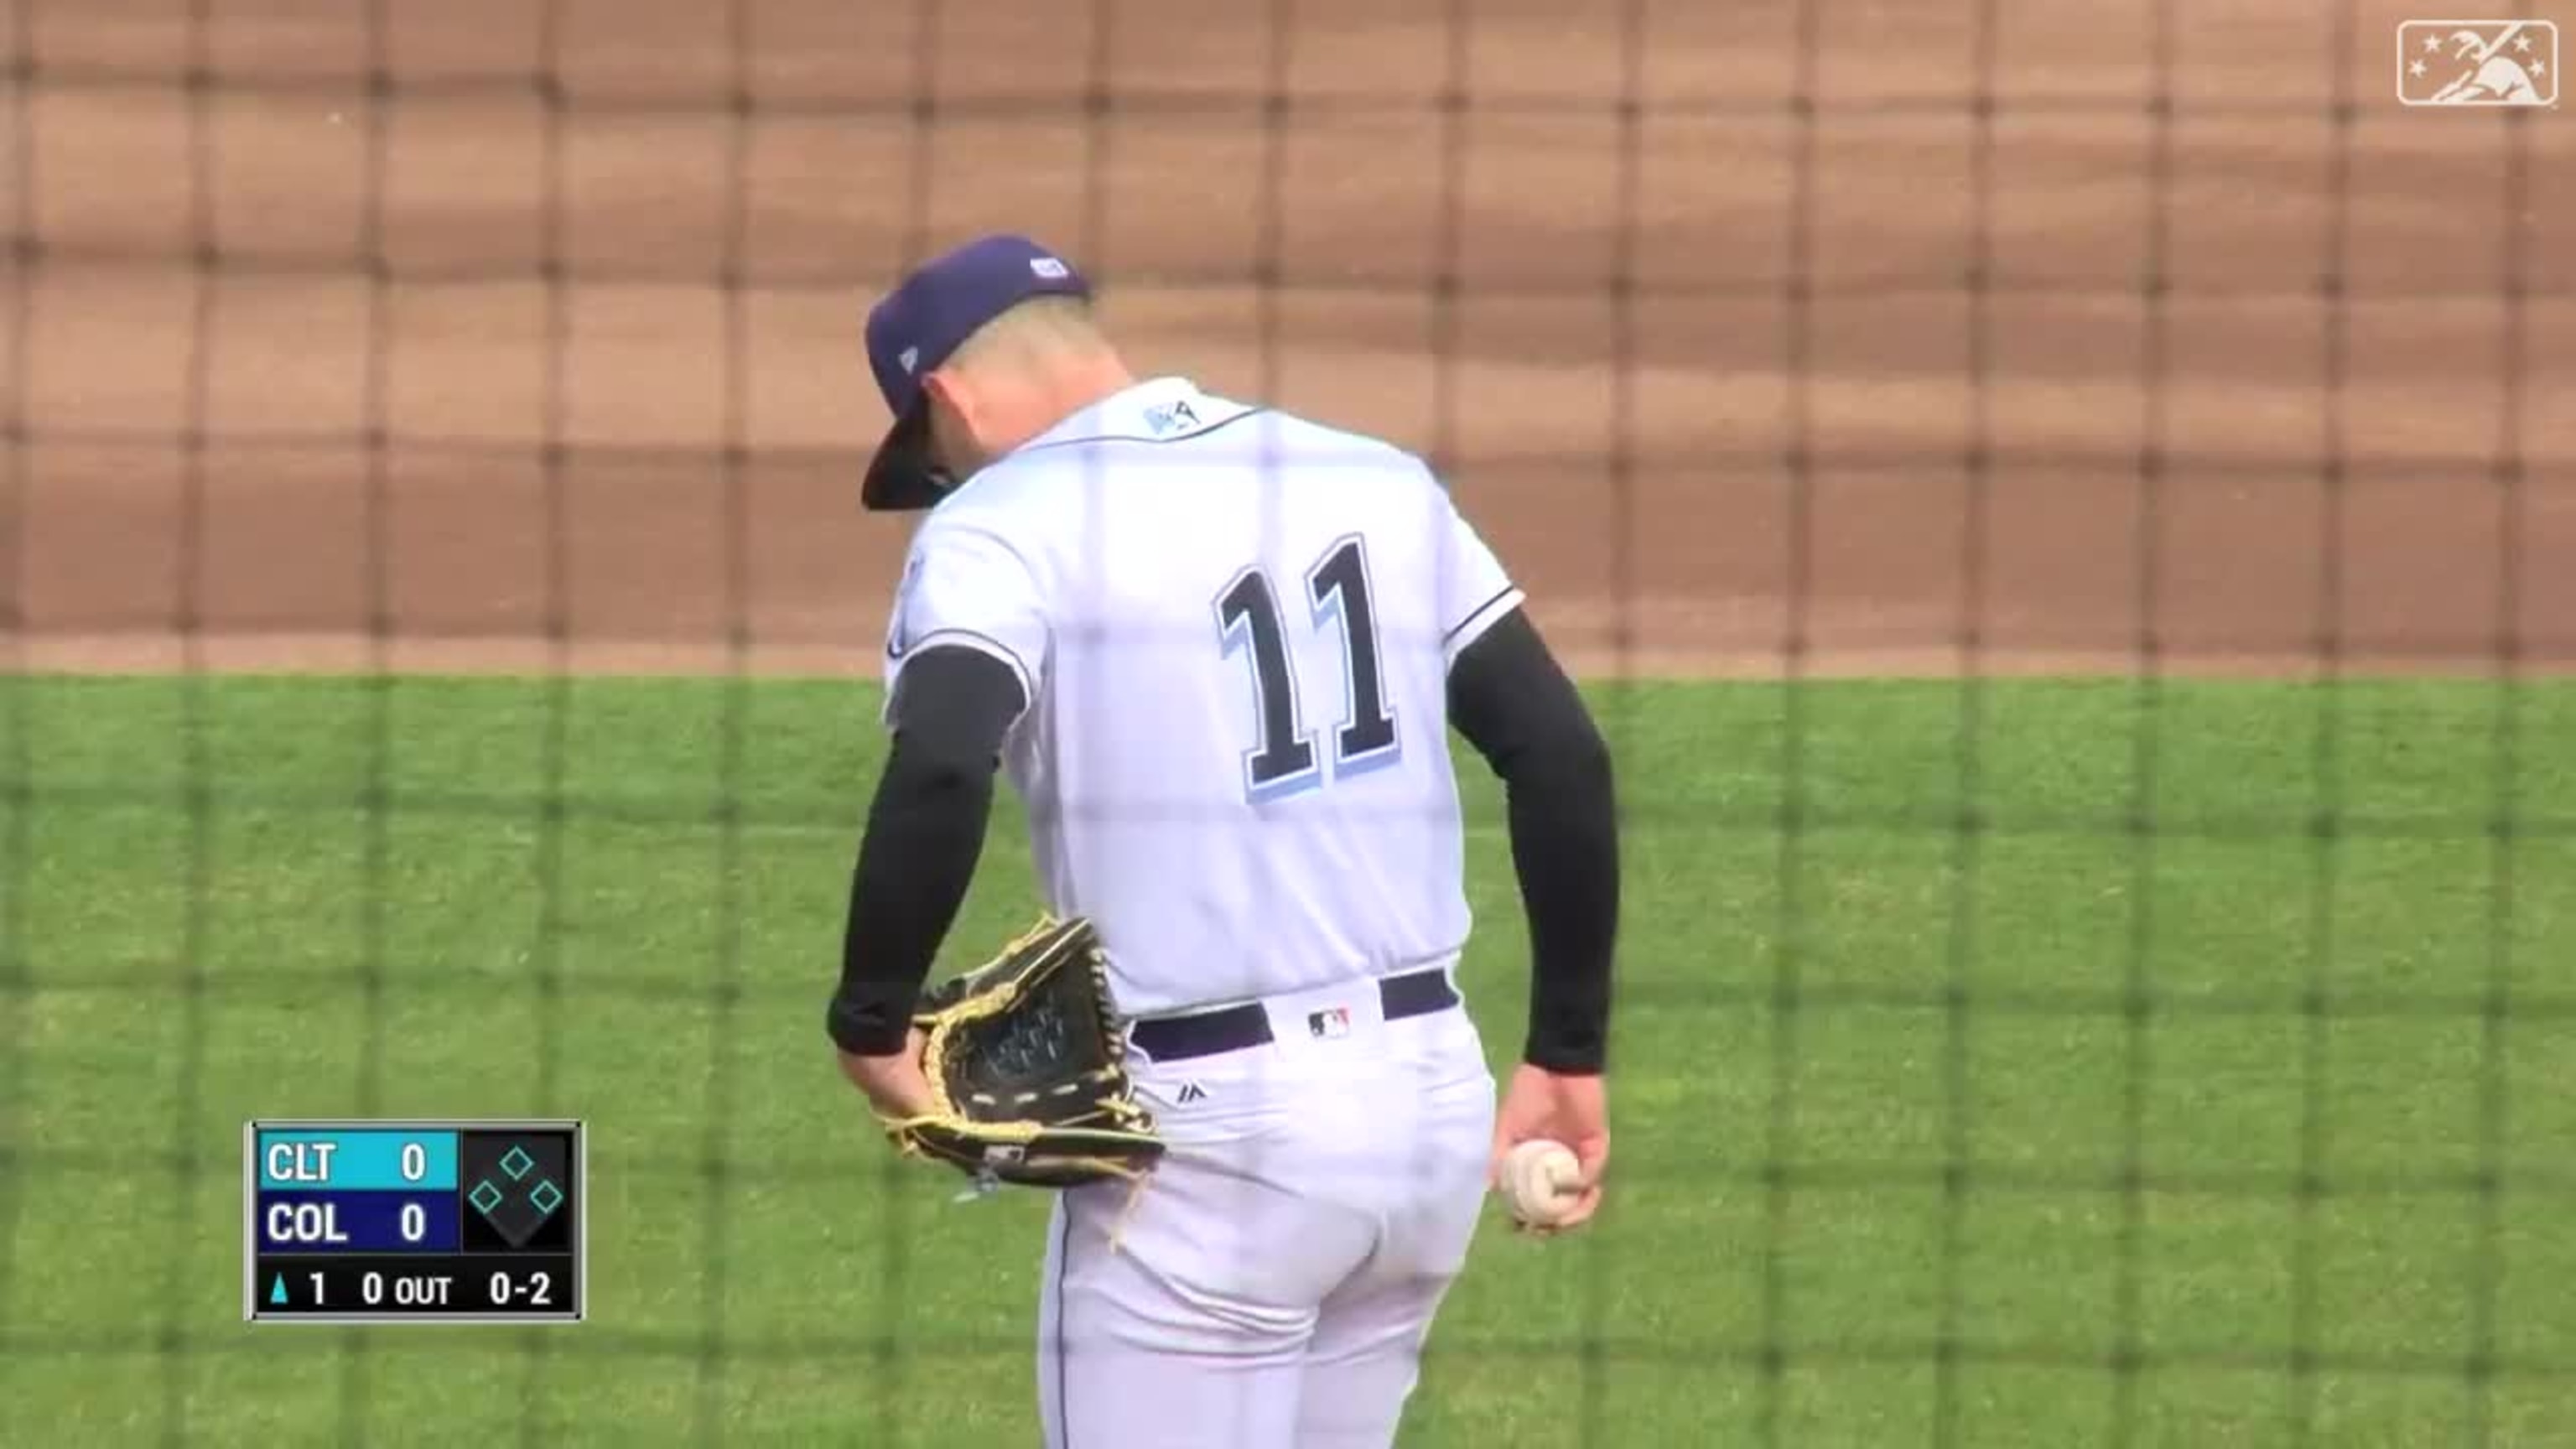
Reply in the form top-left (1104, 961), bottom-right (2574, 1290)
top-left (1036, 974), bottom-right (1496, 1448)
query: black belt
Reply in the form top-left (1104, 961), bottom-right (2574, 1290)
top-left (1128, 968), bottom-right (1460, 1063)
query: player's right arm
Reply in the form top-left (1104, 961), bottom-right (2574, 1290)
top-left (1431, 486), bottom-right (1621, 1232)
top-left (827, 509), bottom-right (1043, 1119)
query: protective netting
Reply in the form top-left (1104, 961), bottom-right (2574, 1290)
top-left (3, 1), bottom-right (2569, 1445)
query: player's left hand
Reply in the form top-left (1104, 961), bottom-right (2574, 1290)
top-left (838, 1030), bottom-right (937, 1120)
top-left (1489, 1064), bottom-right (1610, 1236)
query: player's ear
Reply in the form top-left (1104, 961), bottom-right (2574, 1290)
top-left (919, 371), bottom-right (980, 475)
top-left (920, 367), bottom-right (964, 411)
top-left (922, 370), bottom-right (979, 434)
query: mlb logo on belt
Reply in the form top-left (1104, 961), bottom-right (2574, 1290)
top-left (2396, 19), bottom-right (2557, 106)
top-left (1307, 1007), bottom-right (1352, 1040)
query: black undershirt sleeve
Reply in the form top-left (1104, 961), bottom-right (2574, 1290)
top-left (1446, 607), bottom-right (1621, 1075)
top-left (823, 645), bottom-right (1028, 1057)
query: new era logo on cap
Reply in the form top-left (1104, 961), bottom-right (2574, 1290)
top-left (897, 345), bottom-right (919, 374)
top-left (1031, 257), bottom-right (1071, 279)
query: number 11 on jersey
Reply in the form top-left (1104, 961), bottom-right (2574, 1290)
top-left (1215, 534), bottom-right (1400, 802)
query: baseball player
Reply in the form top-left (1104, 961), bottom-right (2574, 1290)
top-left (823, 234), bottom-right (1621, 1448)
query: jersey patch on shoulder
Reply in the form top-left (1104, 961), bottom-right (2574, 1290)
top-left (1141, 397), bottom-right (1202, 438)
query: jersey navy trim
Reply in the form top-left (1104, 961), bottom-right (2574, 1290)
top-left (1015, 405), bottom-right (1274, 457)
top-left (923, 404), bottom-right (1280, 512)
top-left (1443, 584), bottom-right (1522, 645)
top-left (894, 627), bottom-right (1036, 707)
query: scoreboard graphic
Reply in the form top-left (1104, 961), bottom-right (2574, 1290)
top-left (243, 1119), bottom-right (586, 1324)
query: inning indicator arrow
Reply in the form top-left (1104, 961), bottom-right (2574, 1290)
top-left (268, 1275), bottom-right (288, 1306)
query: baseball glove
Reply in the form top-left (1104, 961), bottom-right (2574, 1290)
top-left (878, 916), bottom-right (1165, 1189)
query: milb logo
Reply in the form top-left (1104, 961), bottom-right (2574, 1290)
top-left (2397, 19), bottom-right (2558, 106)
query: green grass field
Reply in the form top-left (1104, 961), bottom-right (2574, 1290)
top-left (3, 673), bottom-right (2571, 1447)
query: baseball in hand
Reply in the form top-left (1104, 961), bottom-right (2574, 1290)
top-left (1500, 1139), bottom-right (1584, 1228)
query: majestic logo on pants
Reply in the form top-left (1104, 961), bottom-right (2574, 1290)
top-left (1307, 1007), bottom-right (1352, 1040)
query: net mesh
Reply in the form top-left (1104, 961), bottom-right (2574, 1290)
top-left (3, 0), bottom-right (2570, 1445)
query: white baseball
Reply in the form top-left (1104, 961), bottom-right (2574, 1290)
top-left (1500, 1139), bottom-right (1583, 1228)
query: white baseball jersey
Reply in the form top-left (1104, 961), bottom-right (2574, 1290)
top-left (884, 376), bottom-right (1524, 1017)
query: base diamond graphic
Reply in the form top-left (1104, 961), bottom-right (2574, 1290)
top-left (464, 1134), bottom-right (571, 1248)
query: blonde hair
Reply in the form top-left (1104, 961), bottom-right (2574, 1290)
top-left (943, 295), bottom-right (1113, 377)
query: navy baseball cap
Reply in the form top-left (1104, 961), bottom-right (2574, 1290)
top-left (860, 234), bottom-right (1094, 512)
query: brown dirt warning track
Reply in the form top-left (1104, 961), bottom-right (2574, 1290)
top-left (6, 0), bottom-right (2573, 681)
